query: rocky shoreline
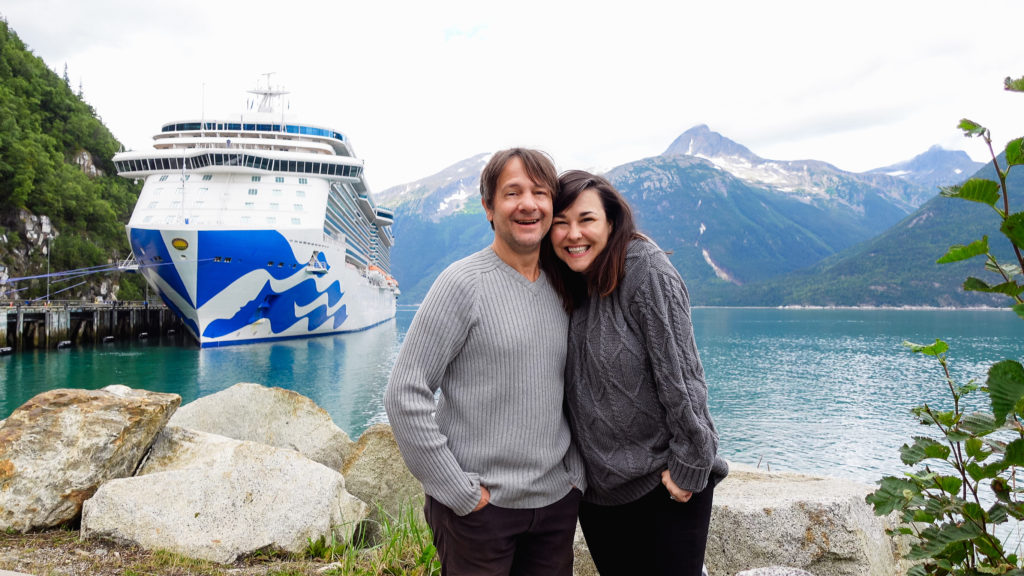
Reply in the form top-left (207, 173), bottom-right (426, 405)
top-left (0, 383), bottom-right (912, 576)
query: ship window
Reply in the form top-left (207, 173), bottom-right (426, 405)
top-left (143, 215), bottom-right (153, 223)
top-left (251, 176), bottom-right (261, 182)
top-left (244, 124), bottom-right (255, 130)
top-left (294, 204), bottom-right (302, 211)
top-left (241, 216), bottom-right (251, 223)
top-left (202, 174), bottom-right (212, 181)
top-left (184, 174), bottom-right (191, 180)
top-left (296, 190), bottom-right (305, 197)
top-left (225, 257), bottom-right (232, 263)
top-left (245, 202), bottom-right (255, 208)
top-left (159, 175), bottom-right (168, 182)
top-left (291, 218), bottom-right (301, 225)
top-left (228, 123), bottom-right (241, 130)
top-left (171, 200), bottom-right (181, 208)
top-left (193, 200), bottom-right (204, 208)
top-left (267, 261), bottom-right (273, 267)
top-left (248, 189), bottom-right (258, 196)
top-left (214, 257), bottom-right (222, 263)
top-left (342, 166), bottom-right (350, 177)
top-left (267, 217), bottom-right (277, 224)
top-left (273, 189), bottom-right (283, 197)
top-left (299, 178), bottom-right (308, 184)
top-left (270, 203), bottom-right (279, 210)
top-left (275, 176), bottom-right (284, 183)
top-left (148, 202), bottom-right (158, 209)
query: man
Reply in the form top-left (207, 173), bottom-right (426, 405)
top-left (385, 148), bottom-right (585, 576)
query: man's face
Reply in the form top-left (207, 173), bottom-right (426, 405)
top-left (483, 156), bottom-right (553, 257)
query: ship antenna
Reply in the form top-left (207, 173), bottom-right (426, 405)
top-left (249, 72), bottom-right (289, 114)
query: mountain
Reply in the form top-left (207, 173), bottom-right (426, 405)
top-left (867, 145), bottom-right (984, 191)
top-left (0, 21), bottom-right (143, 301)
top-left (381, 126), bottom-right (968, 305)
top-left (721, 159), bottom-right (1022, 307)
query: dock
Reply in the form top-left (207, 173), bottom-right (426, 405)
top-left (0, 301), bottom-right (185, 351)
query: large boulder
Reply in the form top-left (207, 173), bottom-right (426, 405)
top-left (81, 426), bottom-right (369, 563)
top-left (341, 423), bottom-right (422, 519)
top-left (706, 464), bottom-right (910, 576)
top-left (0, 385), bottom-right (179, 531)
top-left (168, 382), bottom-right (354, 470)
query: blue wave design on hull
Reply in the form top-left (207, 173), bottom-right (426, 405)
top-left (129, 227), bottom-right (353, 342)
top-left (204, 277), bottom-right (347, 339)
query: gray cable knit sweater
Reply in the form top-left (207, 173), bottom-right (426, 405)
top-left (385, 247), bottom-right (586, 516)
top-left (565, 239), bottom-right (728, 506)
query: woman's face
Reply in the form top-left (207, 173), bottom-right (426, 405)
top-left (550, 188), bottom-right (613, 273)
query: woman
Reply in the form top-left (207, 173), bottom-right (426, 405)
top-left (542, 170), bottom-right (728, 576)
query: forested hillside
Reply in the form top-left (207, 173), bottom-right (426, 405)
top-left (0, 20), bottom-right (142, 300)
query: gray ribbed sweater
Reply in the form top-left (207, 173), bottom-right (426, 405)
top-left (565, 239), bottom-right (728, 505)
top-left (385, 247), bottom-right (586, 516)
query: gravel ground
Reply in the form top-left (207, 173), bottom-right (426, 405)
top-left (0, 530), bottom-right (334, 576)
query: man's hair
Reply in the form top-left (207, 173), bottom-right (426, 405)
top-left (480, 148), bottom-right (559, 210)
top-left (541, 170), bottom-right (641, 312)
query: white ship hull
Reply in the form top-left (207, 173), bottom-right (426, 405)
top-left (129, 226), bottom-right (396, 347)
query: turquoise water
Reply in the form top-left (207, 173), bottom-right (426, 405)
top-left (1, 307), bottom-right (1020, 485)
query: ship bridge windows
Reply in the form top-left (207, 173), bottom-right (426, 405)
top-left (203, 175), bottom-right (213, 181)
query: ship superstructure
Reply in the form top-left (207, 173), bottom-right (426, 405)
top-left (113, 80), bottom-right (398, 346)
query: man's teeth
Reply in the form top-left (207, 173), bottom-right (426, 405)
top-left (567, 246), bottom-right (588, 255)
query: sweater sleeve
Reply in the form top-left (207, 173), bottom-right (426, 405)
top-left (384, 265), bottom-right (483, 515)
top-left (633, 254), bottom-right (718, 493)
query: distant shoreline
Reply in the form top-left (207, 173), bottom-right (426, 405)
top-left (399, 303), bottom-right (1010, 311)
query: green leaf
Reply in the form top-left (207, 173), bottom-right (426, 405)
top-left (1007, 137), bottom-right (1024, 166)
top-left (961, 411), bottom-right (998, 436)
top-left (914, 522), bottom-right (984, 556)
top-left (959, 118), bottom-right (987, 137)
top-left (941, 178), bottom-right (1001, 207)
top-left (963, 278), bottom-right (1024, 297)
top-left (984, 259), bottom-right (1022, 277)
top-left (1002, 439), bottom-right (1024, 466)
top-left (1005, 76), bottom-right (1024, 93)
top-left (904, 339), bottom-right (948, 357)
top-left (989, 360), bottom-right (1024, 424)
top-left (988, 503), bottom-right (1009, 525)
top-left (963, 277), bottom-right (1024, 296)
top-left (866, 476), bottom-right (922, 515)
top-left (965, 437), bottom-right (988, 461)
top-left (967, 461), bottom-right (1004, 482)
top-left (934, 475), bottom-right (962, 495)
top-left (1002, 211), bottom-right (1024, 249)
top-left (1014, 304), bottom-right (1024, 321)
top-left (937, 236), bottom-right (989, 264)
top-left (901, 437), bottom-right (952, 465)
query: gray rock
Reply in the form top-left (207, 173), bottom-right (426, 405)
top-left (0, 385), bottom-right (180, 531)
top-left (81, 426), bottom-right (368, 563)
top-left (737, 568), bottom-right (817, 576)
top-left (168, 382), bottom-right (354, 470)
top-left (706, 463), bottom-right (910, 576)
top-left (341, 423), bottom-right (423, 520)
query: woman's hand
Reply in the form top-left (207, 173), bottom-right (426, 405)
top-left (472, 485), bottom-right (491, 511)
top-left (661, 470), bottom-right (692, 503)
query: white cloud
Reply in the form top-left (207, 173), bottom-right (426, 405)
top-left (2, 0), bottom-right (1021, 191)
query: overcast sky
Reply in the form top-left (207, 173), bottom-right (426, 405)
top-left (2, 0), bottom-right (1022, 191)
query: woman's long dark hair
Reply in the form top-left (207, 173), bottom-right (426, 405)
top-left (542, 170), bottom-right (641, 312)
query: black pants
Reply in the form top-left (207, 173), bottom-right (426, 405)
top-left (579, 482), bottom-right (714, 576)
top-left (424, 488), bottom-right (581, 576)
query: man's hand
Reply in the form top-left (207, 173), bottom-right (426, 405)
top-left (472, 485), bottom-right (491, 511)
top-left (661, 470), bottom-right (692, 503)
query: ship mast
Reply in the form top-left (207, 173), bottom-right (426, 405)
top-left (249, 73), bottom-right (289, 114)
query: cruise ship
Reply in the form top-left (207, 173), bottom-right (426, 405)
top-left (112, 81), bottom-right (398, 347)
